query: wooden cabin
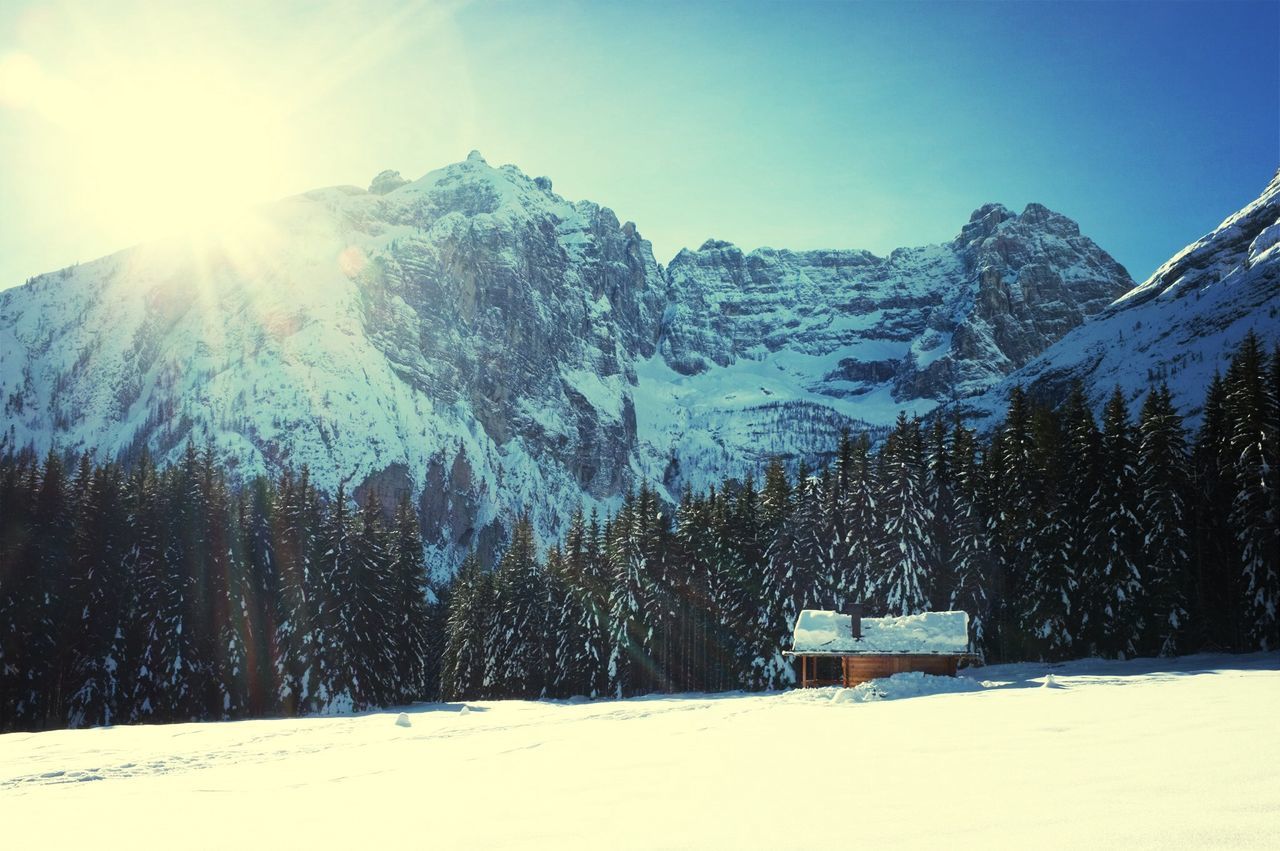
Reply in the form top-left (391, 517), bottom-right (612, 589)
top-left (784, 607), bottom-right (974, 688)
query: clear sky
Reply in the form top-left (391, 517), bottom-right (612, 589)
top-left (0, 0), bottom-right (1276, 289)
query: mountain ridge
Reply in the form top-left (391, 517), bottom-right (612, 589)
top-left (0, 153), bottom-right (1144, 571)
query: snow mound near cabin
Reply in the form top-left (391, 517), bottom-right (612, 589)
top-left (831, 671), bottom-right (988, 703)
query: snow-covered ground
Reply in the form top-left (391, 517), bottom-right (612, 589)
top-left (2, 653), bottom-right (1276, 849)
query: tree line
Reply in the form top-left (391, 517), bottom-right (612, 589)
top-left (0, 443), bottom-right (440, 732)
top-left (1, 334), bottom-right (1277, 728)
top-left (441, 333), bottom-right (1279, 699)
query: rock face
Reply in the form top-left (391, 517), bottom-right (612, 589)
top-left (0, 153), bottom-right (1134, 573)
top-left (965, 168), bottom-right (1280, 427)
top-left (645, 200), bottom-right (1131, 490)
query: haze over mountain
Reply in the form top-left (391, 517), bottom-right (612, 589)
top-left (4, 153), bottom-right (1275, 572)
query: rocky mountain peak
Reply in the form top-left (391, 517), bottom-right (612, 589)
top-left (697, 238), bottom-right (737, 252)
top-left (368, 169), bottom-right (409, 195)
top-left (956, 202), bottom-right (1014, 244)
top-left (1017, 202), bottom-right (1081, 237)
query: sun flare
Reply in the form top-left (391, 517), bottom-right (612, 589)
top-left (1, 50), bottom-right (293, 237)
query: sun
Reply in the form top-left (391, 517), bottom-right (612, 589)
top-left (2, 49), bottom-right (295, 240)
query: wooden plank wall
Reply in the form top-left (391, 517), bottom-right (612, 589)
top-left (840, 655), bottom-right (959, 687)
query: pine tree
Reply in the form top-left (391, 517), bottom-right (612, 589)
top-left (607, 489), bottom-right (665, 697)
top-left (313, 484), bottom-right (356, 712)
top-left (389, 494), bottom-right (433, 703)
top-left (35, 451), bottom-right (80, 726)
top-left (275, 467), bottom-right (322, 714)
top-left (835, 434), bottom-right (879, 611)
top-left (989, 387), bottom-right (1037, 661)
top-left (347, 491), bottom-right (396, 707)
top-left (717, 477), bottom-right (764, 691)
top-left (1225, 332), bottom-right (1279, 648)
top-left (491, 516), bottom-right (550, 698)
top-left (66, 464), bottom-right (129, 727)
top-left (239, 476), bottom-right (281, 717)
top-left (0, 453), bottom-right (38, 729)
top-left (441, 553), bottom-right (494, 700)
top-left (1061, 383), bottom-right (1101, 648)
top-left (1018, 406), bottom-right (1074, 660)
top-left (1190, 372), bottom-right (1243, 649)
top-left (875, 413), bottom-right (932, 617)
top-left (924, 418), bottom-right (958, 611)
top-left (128, 457), bottom-right (186, 722)
top-left (1136, 385), bottom-right (1191, 656)
top-left (947, 422), bottom-right (993, 654)
top-left (1083, 387), bottom-right (1144, 658)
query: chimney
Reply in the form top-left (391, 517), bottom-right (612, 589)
top-left (844, 602), bottom-right (863, 640)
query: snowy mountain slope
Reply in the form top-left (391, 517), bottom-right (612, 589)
top-left (965, 168), bottom-right (1280, 425)
top-left (2, 652), bottom-right (1276, 849)
top-left (0, 152), bottom-right (664, 573)
top-left (0, 153), bottom-right (1131, 567)
top-left (641, 201), bottom-right (1131, 491)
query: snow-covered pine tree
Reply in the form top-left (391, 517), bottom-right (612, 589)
top-left (66, 464), bottom-right (129, 728)
top-left (152, 443), bottom-right (209, 721)
top-left (606, 489), bottom-right (663, 697)
top-left (492, 516), bottom-right (550, 699)
top-left (756, 465), bottom-right (801, 691)
top-left (988, 387), bottom-right (1037, 661)
top-left (1224, 332), bottom-right (1279, 649)
top-left (835, 433), bottom-right (879, 611)
top-left (206, 465), bottom-right (250, 720)
top-left (239, 476), bottom-right (281, 716)
top-left (555, 508), bottom-right (609, 698)
top-left (1083, 387), bottom-right (1144, 658)
top-left (312, 484), bottom-right (356, 713)
top-left (760, 459), bottom-right (792, 534)
top-left (1190, 373), bottom-right (1244, 649)
top-left (42, 452), bottom-right (89, 725)
top-left (0, 453), bottom-right (38, 730)
top-left (1018, 406), bottom-right (1075, 660)
top-left (389, 493), bottom-right (433, 703)
top-left (544, 543), bottom-right (581, 698)
top-left (273, 467), bottom-right (323, 713)
top-left (947, 422), bottom-right (993, 654)
top-left (1061, 383), bottom-right (1101, 647)
top-left (672, 487), bottom-right (711, 691)
top-left (347, 491), bottom-right (396, 708)
top-left (875, 413), bottom-right (933, 617)
top-left (924, 418), bottom-right (958, 611)
top-left (126, 456), bottom-right (185, 723)
top-left (721, 474), bottom-right (765, 689)
top-left (441, 552), bottom-right (494, 700)
top-left (1136, 384), bottom-right (1191, 656)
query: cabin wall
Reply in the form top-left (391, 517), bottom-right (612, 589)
top-left (841, 655), bottom-right (959, 686)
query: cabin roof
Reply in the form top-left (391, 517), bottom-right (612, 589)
top-left (790, 609), bottom-right (970, 655)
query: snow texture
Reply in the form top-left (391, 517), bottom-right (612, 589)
top-left (0, 653), bottom-right (1276, 849)
top-left (791, 609), bottom-right (970, 654)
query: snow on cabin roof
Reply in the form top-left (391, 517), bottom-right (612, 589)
top-left (791, 610), bottom-right (970, 655)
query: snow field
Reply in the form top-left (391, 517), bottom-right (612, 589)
top-left (0, 653), bottom-right (1276, 849)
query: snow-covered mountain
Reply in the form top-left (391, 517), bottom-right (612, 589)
top-left (642, 200), bottom-right (1130, 490)
top-left (964, 168), bottom-right (1280, 426)
top-left (0, 152), bottom-right (1132, 570)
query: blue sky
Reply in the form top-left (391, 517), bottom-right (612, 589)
top-left (0, 0), bottom-right (1276, 287)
